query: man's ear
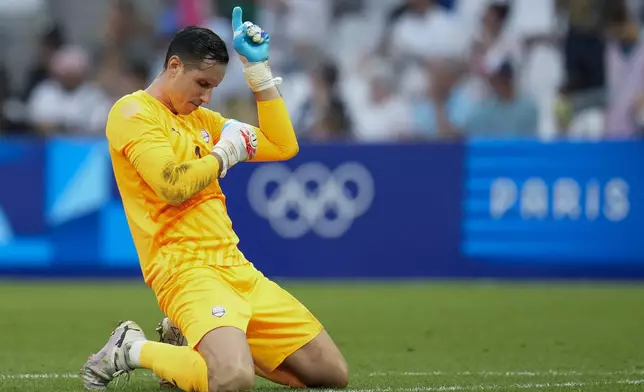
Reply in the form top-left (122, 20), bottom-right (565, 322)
top-left (167, 55), bottom-right (183, 76)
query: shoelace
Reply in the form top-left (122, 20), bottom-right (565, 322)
top-left (111, 369), bottom-right (131, 389)
top-left (111, 343), bottom-right (133, 389)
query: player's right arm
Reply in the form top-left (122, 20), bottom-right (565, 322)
top-left (107, 98), bottom-right (223, 206)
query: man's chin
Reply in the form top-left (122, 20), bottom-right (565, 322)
top-left (179, 104), bottom-right (199, 115)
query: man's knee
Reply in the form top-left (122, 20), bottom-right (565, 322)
top-left (292, 357), bottom-right (349, 389)
top-left (282, 329), bottom-right (350, 388)
top-left (207, 364), bottom-right (255, 392)
top-left (327, 359), bottom-right (350, 389)
top-left (339, 360), bottom-right (350, 388)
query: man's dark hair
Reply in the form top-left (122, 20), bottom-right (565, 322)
top-left (164, 26), bottom-right (229, 69)
top-left (318, 62), bottom-right (339, 87)
top-left (489, 3), bottom-right (511, 24)
top-left (43, 23), bottom-right (65, 49)
top-left (602, 0), bottom-right (629, 28)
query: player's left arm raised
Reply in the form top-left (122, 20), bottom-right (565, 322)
top-left (230, 6), bottom-right (299, 163)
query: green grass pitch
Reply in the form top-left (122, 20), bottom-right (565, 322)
top-left (0, 280), bottom-right (643, 391)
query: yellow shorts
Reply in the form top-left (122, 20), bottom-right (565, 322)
top-left (151, 263), bottom-right (323, 371)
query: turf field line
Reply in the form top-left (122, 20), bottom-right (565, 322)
top-left (4, 371), bottom-right (644, 380)
top-left (369, 370), bottom-right (644, 377)
top-left (0, 372), bottom-right (165, 381)
top-left (2, 374), bottom-right (644, 391)
top-left (320, 379), bottom-right (644, 392)
top-left (0, 373), bottom-right (80, 380)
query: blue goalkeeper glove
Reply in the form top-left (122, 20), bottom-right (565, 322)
top-left (232, 6), bottom-right (269, 63)
top-left (231, 6), bottom-right (282, 91)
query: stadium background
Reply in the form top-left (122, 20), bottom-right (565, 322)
top-left (0, 1), bottom-right (643, 391)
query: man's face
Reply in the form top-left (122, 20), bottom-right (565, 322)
top-left (166, 56), bottom-right (227, 115)
top-left (488, 72), bottom-right (513, 96)
top-left (407, 0), bottom-right (433, 13)
top-left (58, 70), bottom-right (86, 91)
top-left (482, 8), bottom-right (500, 32)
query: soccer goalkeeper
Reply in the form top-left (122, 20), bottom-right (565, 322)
top-left (82, 7), bottom-right (348, 392)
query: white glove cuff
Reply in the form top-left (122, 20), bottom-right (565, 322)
top-left (243, 61), bottom-right (283, 92)
top-left (212, 141), bottom-right (238, 178)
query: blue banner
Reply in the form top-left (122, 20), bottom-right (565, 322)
top-left (463, 141), bottom-right (644, 264)
top-left (0, 139), bottom-right (49, 266)
top-left (0, 137), bottom-right (642, 279)
top-left (224, 143), bottom-right (464, 278)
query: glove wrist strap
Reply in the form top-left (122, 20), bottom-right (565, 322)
top-left (212, 141), bottom-right (238, 178)
top-left (243, 61), bottom-right (282, 92)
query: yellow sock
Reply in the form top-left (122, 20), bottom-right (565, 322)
top-left (140, 341), bottom-right (209, 391)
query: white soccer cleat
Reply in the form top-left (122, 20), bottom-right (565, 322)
top-left (156, 317), bottom-right (188, 388)
top-left (81, 320), bottom-right (147, 390)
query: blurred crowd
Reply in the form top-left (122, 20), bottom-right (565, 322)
top-left (0, 0), bottom-right (643, 142)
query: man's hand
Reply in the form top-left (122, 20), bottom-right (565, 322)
top-left (211, 120), bottom-right (258, 178)
top-left (232, 6), bottom-right (269, 63)
top-left (231, 6), bottom-right (282, 92)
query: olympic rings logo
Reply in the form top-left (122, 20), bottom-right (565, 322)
top-left (247, 162), bottom-right (375, 239)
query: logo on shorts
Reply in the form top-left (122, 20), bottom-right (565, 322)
top-left (200, 129), bottom-right (210, 143)
top-left (247, 162), bottom-right (375, 239)
top-left (211, 306), bottom-right (226, 318)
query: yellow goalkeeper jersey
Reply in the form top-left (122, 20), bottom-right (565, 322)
top-left (106, 90), bottom-right (298, 283)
